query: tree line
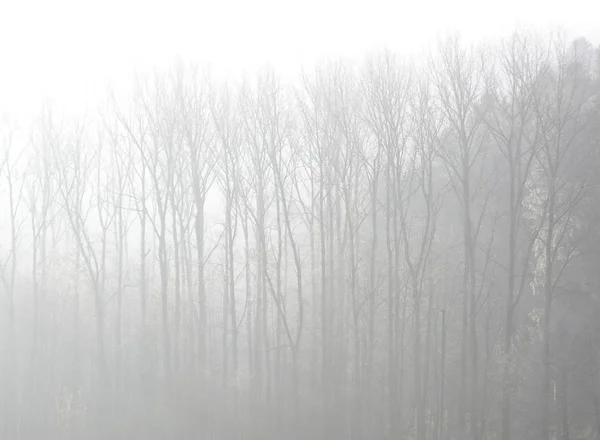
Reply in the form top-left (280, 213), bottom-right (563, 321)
top-left (1, 31), bottom-right (600, 440)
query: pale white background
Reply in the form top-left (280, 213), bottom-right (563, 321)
top-left (1, 0), bottom-right (599, 121)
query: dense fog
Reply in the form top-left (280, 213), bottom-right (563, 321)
top-left (1, 31), bottom-right (600, 440)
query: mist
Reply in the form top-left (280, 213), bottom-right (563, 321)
top-left (1, 4), bottom-right (600, 440)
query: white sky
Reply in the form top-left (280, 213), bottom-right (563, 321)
top-left (1, 0), bottom-right (599, 121)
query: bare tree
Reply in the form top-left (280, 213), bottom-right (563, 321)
top-left (528, 36), bottom-right (596, 440)
top-left (175, 65), bottom-right (217, 375)
top-left (0, 116), bottom-right (26, 438)
top-left (484, 32), bottom-right (549, 440)
top-left (363, 51), bottom-right (413, 437)
top-left (210, 82), bottom-right (241, 407)
top-left (431, 36), bottom-right (496, 440)
top-left (51, 118), bottom-right (110, 438)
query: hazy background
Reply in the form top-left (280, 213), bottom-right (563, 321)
top-left (1, 0), bottom-right (599, 119)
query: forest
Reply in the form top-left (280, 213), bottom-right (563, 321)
top-left (1, 32), bottom-right (600, 440)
